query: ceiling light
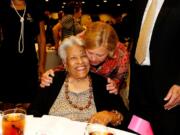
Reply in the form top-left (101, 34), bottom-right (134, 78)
top-left (96, 4), bottom-right (100, 7)
top-left (117, 3), bottom-right (121, 6)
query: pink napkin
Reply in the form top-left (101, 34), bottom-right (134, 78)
top-left (128, 115), bottom-right (154, 135)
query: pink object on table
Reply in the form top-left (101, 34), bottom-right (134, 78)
top-left (128, 115), bottom-right (154, 135)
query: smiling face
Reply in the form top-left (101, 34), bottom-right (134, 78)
top-left (86, 46), bottom-right (109, 66)
top-left (65, 45), bottom-right (90, 79)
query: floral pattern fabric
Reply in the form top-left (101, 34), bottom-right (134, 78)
top-left (90, 42), bottom-right (129, 89)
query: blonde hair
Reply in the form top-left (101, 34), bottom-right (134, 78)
top-left (83, 21), bottom-right (119, 58)
top-left (80, 14), bottom-right (92, 27)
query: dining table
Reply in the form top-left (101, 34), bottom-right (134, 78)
top-left (0, 115), bottom-right (136, 135)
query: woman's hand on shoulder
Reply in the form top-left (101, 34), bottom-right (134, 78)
top-left (106, 78), bottom-right (118, 95)
top-left (40, 69), bottom-right (54, 88)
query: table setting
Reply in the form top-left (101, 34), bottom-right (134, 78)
top-left (0, 108), bottom-right (136, 135)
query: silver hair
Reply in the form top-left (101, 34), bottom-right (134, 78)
top-left (58, 36), bottom-right (85, 62)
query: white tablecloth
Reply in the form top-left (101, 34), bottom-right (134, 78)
top-left (0, 115), bottom-right (136, 135)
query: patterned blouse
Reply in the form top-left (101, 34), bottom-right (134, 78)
top-left (49, 82), bottom-right (97, 122)
top-left (90, 42), bottom-right (129, 89)
top-left (60, 15), bottom-right (84, 40)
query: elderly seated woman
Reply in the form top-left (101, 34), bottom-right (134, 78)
top-left (28, 36), bottom-right (129, 128)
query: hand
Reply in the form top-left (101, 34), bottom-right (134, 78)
top-left (88, 110), bottom-right (123, 126)
top-left (88, 111), bottom-right (112, 126)
top-left (106, 78), bottom-right (118, 95)
top-left (40, 69), bottom-right (54, 88)
top-left (164, 84), bottom-right (180, 110)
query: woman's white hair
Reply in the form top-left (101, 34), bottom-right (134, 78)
top-left (58, 36), bottom-right (85, 62)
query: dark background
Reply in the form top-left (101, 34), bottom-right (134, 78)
top-left (45, 0), bottom-right (133, 16)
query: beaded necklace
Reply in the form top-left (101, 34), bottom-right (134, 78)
top-left (64, 76), bottom-right (93, 110)
top-left (11, 0), bottom-right (26, 53)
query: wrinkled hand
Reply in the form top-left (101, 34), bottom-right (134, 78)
top-left (106, 78), bottom-right (118, 95)
top-left (40, 69), bottom-right (54, 88)
top-left (88, 111), bottom-right (112, 126)
top-left (164, 84), bottom-right (180, 110)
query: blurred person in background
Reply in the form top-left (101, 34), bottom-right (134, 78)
top-left (44, 10), bottom-right (59, 46)
top-left (112, 12), bottom-right (133, 51)
top-left (80, 14), bottom-right (93, 30)
top-left (52, 4), bottom-right (84, 51)
top-left (0, 0), bottom-right (46, 110)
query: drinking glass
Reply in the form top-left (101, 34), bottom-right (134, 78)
top-left (84, 123), bottom-right (115, 135)
top-left (2, 108), bottom-right (26, 135)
